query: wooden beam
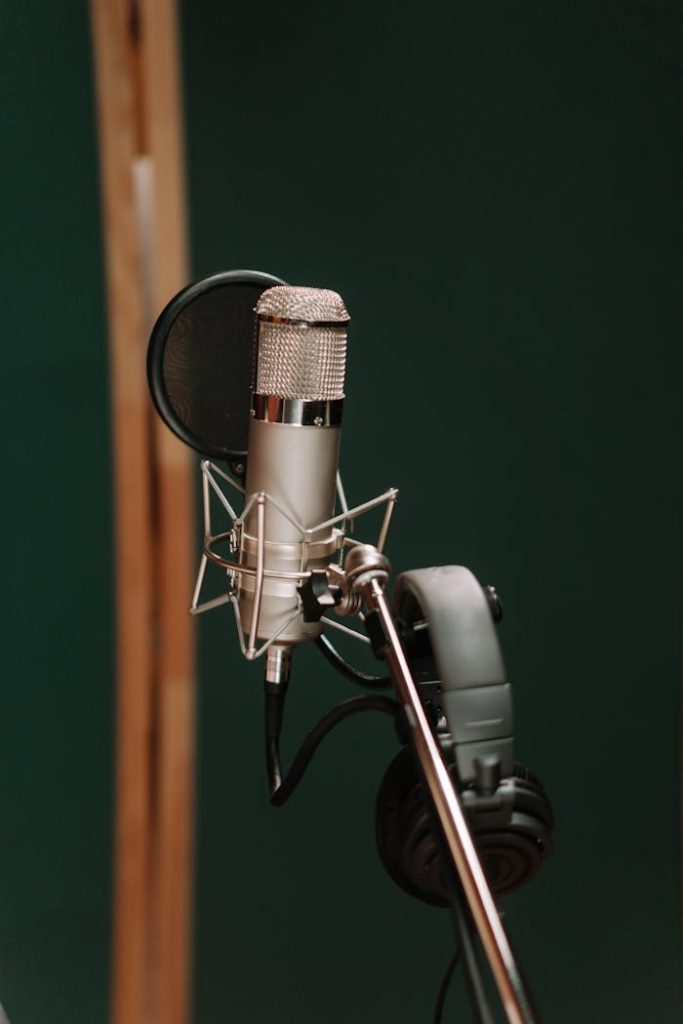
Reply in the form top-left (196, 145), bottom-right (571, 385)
top-left (89, 3), bottom-right (155, 1023)
top-left (89, 2), bottom-right (195, 1022)
top-left (138, 3), bottom-right (196, 1023)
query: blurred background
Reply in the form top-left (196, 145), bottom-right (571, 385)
top-left (0, 1), bottom-right (681, 1022)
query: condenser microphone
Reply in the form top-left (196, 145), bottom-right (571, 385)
top-left (238, 286), bottom-right (350, 684)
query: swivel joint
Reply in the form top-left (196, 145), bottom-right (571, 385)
top-left (343, 544), bottom-right (391, 594)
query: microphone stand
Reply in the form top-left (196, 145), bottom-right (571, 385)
top-left (191, 461), bottom-right (539, 1024)
top-left (340, 544), bottom-right (538, 1024)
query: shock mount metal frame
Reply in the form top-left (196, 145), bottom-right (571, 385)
top-left (190, 458), bottom-right (398, 658)
top-left (191, 459), bottom-right (537, 1024)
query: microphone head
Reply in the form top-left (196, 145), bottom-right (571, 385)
top-left (255, 286), bottom-right (349, 401)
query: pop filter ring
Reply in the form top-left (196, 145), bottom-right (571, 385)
top-left (147, 268), bottom-right (287, 464)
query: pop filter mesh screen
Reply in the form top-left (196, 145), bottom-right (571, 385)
top-left (148, 271), bottom-right (286, 460)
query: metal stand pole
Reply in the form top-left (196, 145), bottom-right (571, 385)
top-left (450, 882), bottom-right (495, 1024)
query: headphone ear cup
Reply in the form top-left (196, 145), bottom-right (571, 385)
top-left (375, 750), bottom-right (554, 907)
top-left (375, 747), bottom-right (451, 908)
top-left (471, 762), bottom-right (554, 896)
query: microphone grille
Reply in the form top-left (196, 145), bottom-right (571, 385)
top-left (255, 286), bottom-right (349, 401)
top-left (256, 285), bottom-right (350, 324)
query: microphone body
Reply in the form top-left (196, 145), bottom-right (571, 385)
top-left (240, 415), bottom-right (340, 643)
top-left (238, 286), bottom-right (350, 679)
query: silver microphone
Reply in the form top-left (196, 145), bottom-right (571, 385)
top-left (238, 285), bottom-right (350, 684)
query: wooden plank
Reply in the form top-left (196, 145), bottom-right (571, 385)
top-left (89, 4), bottom-right (155, 1024)
top-left (90, 2), bottom-right (195, 1022)
top-left (138, 3), bottom-right (196, 1023)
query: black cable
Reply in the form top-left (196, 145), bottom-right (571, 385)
top-left (314, 633), bottom-right (392, 690)
top-left (265, 685), bottom-right (399, 807)
top-left (433, 947), bottom-right (461, 1024)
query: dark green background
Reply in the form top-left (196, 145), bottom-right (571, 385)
top-left (0, 1), bottom-right (680, 1022)
top-left (184, 2), bottom-right (681, 1023)
top-left (0, 3), bottom-right (113, 1023)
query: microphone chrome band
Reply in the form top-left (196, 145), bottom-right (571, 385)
top-left (251, 394), bottom-right (344, 427)
top-left (257, 314), bottom-right (348, 330)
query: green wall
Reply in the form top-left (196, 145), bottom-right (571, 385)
top-left (0, 3), bottom-right (113, 1022)
top-left (182, 2), bottom-right (682, 1022)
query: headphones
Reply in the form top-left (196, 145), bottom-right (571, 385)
top-left (375, 566), bottom-right (554, 907)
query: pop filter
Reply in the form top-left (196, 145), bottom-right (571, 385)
top-left (147, 269), bottom-right (287, 463)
